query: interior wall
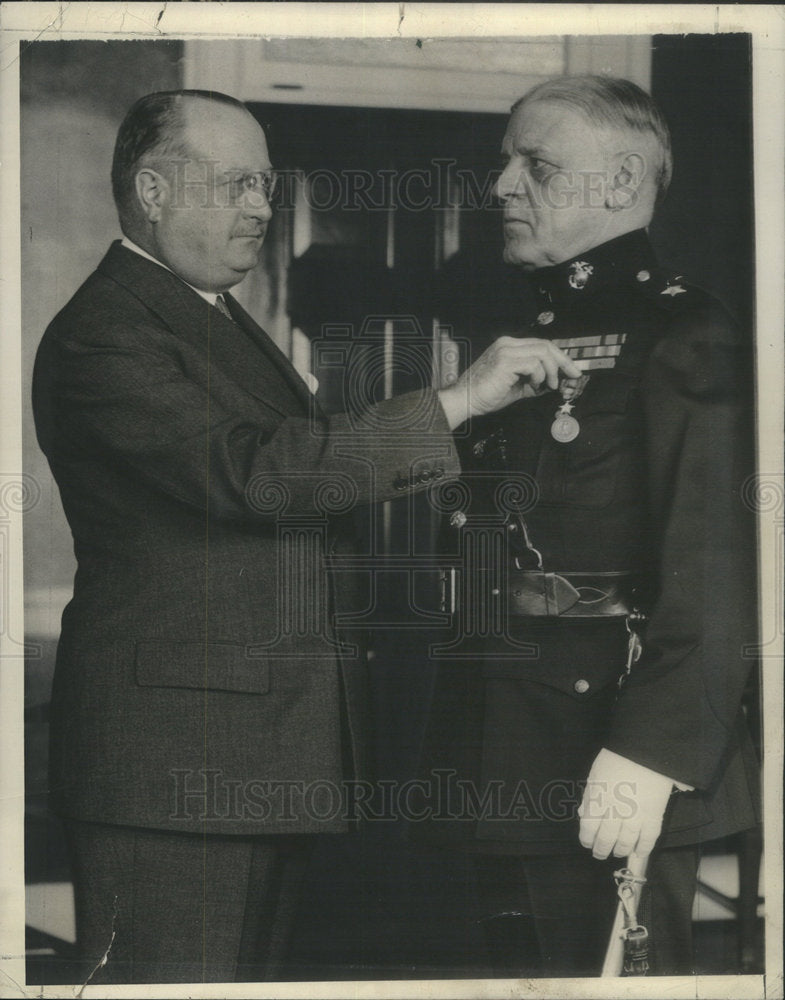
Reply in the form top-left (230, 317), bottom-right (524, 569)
top-left (20, 41), bottom-right (184, 648)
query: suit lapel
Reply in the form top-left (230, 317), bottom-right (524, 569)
top-left (223, 292), bottom-right (318, 412)
top-left (98, 242), bottom-right (313, 417)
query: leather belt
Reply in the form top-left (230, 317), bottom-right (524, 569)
top-left (507, 571), bottom-right (639, 617)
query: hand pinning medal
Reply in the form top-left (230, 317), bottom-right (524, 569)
top-left (551, 374), bottom-right (590, 442)
top-left (542, 333), bottom-right (629, 442)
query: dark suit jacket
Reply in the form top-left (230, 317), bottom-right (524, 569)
top-left (33, 241), bottom-right (460, 835)
top-left (415, 230), bottom-right (760, 852)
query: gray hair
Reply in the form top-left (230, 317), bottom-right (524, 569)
top-left (512, 75), bottom-right (673, 201)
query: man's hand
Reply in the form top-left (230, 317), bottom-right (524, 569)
top-left (578, 748), bottom-right (674, 860)
top-left (437, 336), bottom-right (581, 430)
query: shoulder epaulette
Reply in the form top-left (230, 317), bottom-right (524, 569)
top-left (633, 269), bottom-right (712, 314)
top-left (642, 275), bottom-right (748, 398)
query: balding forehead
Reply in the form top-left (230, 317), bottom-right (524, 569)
top-left (180, 98), bottom-right (266, 159)
top-left (181, 96), bottom-right (255, 132)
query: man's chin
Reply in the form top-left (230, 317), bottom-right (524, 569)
top-left (227, 248), bottom-right (263, 275)
top-left (502, 243), bottom-right (538, 271)
top-left (210, 262), bottom-right (258, 292)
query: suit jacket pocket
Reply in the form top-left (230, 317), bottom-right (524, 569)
top-left (135, 641), bottom-right (270, 694)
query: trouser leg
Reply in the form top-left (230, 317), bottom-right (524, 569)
top-left (475, 845), bottom-right (700, 977)
top-left (65, 820), bottom-right (311, 984)
top-left (474, 855), bottom-right (542, 977)
top-left (474, 852), bottom-right (617, 977)
top-left (521, 853), bottom-right (619, 977)
top-left (235, 835), bottom-right (310, 982)
top-left (640, 843), bottom-right (700, 975)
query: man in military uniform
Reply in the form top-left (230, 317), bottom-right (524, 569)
top-left (415, 76), bottom-right (759, 976)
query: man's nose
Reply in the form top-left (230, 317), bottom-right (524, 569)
top-left (241, 189), bottom-right (273, 222)
top-left (494, 162), bottom-right (527, 203)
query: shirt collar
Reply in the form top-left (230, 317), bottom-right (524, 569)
top-left (120, 237), bottom-right (219, 306)
top-left (532, 229), bottom-right (659, 306)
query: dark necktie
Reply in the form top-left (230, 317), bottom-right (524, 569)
top-left (214, 294), bottom-right (233, 321)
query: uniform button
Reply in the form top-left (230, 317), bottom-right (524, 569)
top-left (537, 310), bottom-right (555, 325)
top-left (636, 270), bottom-right (651, 282)
top-left (574, 679), bottom-right (590, 694)
top-left (491, 588), bottom-right (501, 596)
top-left (433, 467), bottom-right (445, 480)
top-left (449, 511), bottom-right (467, 528)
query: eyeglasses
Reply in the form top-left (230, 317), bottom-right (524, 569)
top-left (223, 170), bottom-right (279, 204)
top-left (156, 162), bottom-right (280, 210)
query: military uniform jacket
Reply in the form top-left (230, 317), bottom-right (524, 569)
top-left (416, 229), bottom-right (760, 852)
top-left (33, 242), bottom-right (460, 836)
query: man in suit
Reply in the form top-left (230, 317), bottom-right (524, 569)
top-left (415, 76), bottom-right (760, 976)
top-left (32, 89), bottom-right (580, 983)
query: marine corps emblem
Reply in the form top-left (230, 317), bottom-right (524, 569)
top-left (568, 260), bottom-right (594, 289)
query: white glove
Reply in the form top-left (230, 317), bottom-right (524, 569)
top-left (578, 748), bottom-right (675, 860)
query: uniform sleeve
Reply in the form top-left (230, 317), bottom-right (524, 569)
top-left (605, 300), bottom-right (758, 790)
top-left (37, 320), bottom-right (460, 524)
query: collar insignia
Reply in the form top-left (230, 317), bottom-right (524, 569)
top-left (568, 260), bottom-right (594, 290)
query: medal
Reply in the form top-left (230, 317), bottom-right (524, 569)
top-left (551, 408), bottom-right (580, 442)
top-left (550, 374), bottom-right (590, 443)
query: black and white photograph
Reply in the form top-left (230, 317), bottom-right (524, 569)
top-left (1, 4), bottom-right (782, 997)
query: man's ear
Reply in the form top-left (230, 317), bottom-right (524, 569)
top-left (605, 153), bottom-right (647, 212)
top-left (135, 168), bottom-right (169, 223)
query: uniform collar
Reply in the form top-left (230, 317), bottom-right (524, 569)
top-left (532, 229), bottom-right (658, 306)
